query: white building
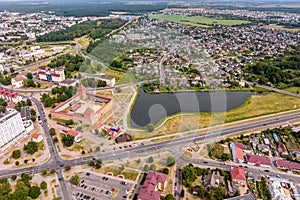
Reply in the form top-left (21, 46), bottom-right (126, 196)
top-left (0, 109), bottom-right (25, 149)
top-left (83, 74), bottom-right (115, 86)
top-left (38, 67), bottom-right (65, 82)
top-left (11, 75), bottom-right (26, 88)
top-left (31, 133), bottom-right (43, 143)
top-left (0, 88), bottom-right (23, 103)
top-left (269, 180), bottom-right (290, 200)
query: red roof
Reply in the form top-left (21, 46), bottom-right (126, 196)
top-left (138, 171), bottom-right (167, 200)
top-left (51, 73), bottom-right (60, 77)
top-left (12, 75), bottom-right (25, 82)
top-left (38, 71), bottom-right (46, 75)
top-left (276, 160), bottom-right (300, 171)
top-left (67, 130), bottom-right (79, 137)
top-left (246, 154), bottom-right (271, 166)
top-left (32, 133), bottom-right (42, 139)
top-left (231, 167), bottom-right (246, 181)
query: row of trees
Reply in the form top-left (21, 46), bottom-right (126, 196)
top-left (81, 78), bottom-right (107, 88)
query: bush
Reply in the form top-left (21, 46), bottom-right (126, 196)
top-left (40, 181), bottom-right (47, 190)
top-left (71, 175), bottom-right (80, 185)
top-left (146, 124), bottom-right (155, 132)
top-left (65, 166), bottom-right (71, 171)
top-left (49, 128), bottom-right (56, 136)
top-left (61, 134), bottom-right (74, 147)
top-left (28, 186), bottom-right (41, 199)
top-left (148, 156), bottom-right (154, 163)
top-left (24, 141), bottom-right (38, 155)
top-left (15, 161), bottom-right (19, 166)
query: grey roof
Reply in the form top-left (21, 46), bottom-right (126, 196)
top-left (225, 194), bottom-right (255, 200)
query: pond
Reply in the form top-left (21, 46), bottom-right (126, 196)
top-left (130, 89), bottom-right (255, 128)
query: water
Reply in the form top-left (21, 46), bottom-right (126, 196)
top-left (130, 89), bottom-right (255, 128)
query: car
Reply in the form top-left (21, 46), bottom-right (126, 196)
top-left (264, 170), bottom-right (270, 172)
top-left (112, 188), bottom-right (115, 192)
top-left (81, 180), bottom-right (85, 183)
top-left (125, 189), bottom-right (130, 195)
top-left (120, 181), bottom-right (128, 185)
top-left (239, 165), bottom-right (243, 168)
top-left (105, 177), bottom-right (108, 181)
top-left (123, 195), bottom-right (127, 198)
top-left (102, 177), bottom-right (105, 180)
top-left (59, 164), bottom-right (64, 167)
top-left (244, 166), bottom-right (248, 168)
top-left (86, 172), bottom-right (91, 176)
top-left (105, 191), bottom-right (109, 195)
top-left (203, 161), bottom-right (208, 164)
top-left (276, 175), bottom-right (280, 178)
top-left (80, 194), bottom-right (83, 197)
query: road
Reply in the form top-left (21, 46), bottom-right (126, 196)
top-left (246, 81), bottom-right (300, 98)
top-left (80, 51), bottom-right (109, 69)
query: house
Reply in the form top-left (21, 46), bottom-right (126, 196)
top-left (231, 167), bottom-right (247, 187)
top-left (138, 171), bottom-right (167, 200)
top-left (59, 79), bottom-right (77, 87)
top-left (11, 75), bottom-right (25, 88)
top-left (273, 133), bottom-right (279, 142)
top-left (290, 149), bottom-right (300, 159)
top-left (202, 170), bottom-right (225, 189)
top-left (276, 160), bottom-right (300, 171)
top-left (191, 186), bottom-right (200, 195)
top-left (0, 88), bottom-right (23, 103)
top-left (31, 133), bottom-right (43, 143)
top-left (230, 142), bottom-right (244, 163)
top-left (245, 154), bottom-right (272, 167)
top-left (107, 129), bottom-right (115, 137)
top-left (66, 130), bottom-right (81, 142)
top-left (257, 144), bottom-right (269, 153)
top-left (115, 134), bottom-right (131, 144)
top-left (263, 138), bottom-right (270, 145)
top-left (277, 144), bottom-right (288, 155)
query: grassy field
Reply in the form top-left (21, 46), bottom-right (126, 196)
top-left (285, 86), bottom-right (300, 94)
top-left (149, 14), bottom-right (250, 27)
top-left (128, 92), bottom-right (300, 139)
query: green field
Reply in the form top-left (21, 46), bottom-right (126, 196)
top-left (285, 86), bottom-right (300, 94)
top-left (149, 14), bottom-right (250, 27)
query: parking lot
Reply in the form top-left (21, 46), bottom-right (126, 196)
top-left (71, 172), bottom-right (134, 200)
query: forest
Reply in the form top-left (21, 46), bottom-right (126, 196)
top-left (36, 19), bottom-right (126, 42)
top-left (243, 47), bottom-right (300, 88)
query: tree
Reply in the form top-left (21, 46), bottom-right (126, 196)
top-left (28, 186), bottom-right (41, 199)
top-left (49, 128), bottom-right (56, 136)
top-left (95, 146), bottom-right (100, 152)
top-left (221, 153), bottom-right (231, 161)
top-left (24, 141), bottom-right (38, 155)
top-left (26, 99), bottom-right (32, 106)
top-left (160, 168), bottom-right (169, 175)
top-left (61, 134), bottom-right (74, 147)
top-left (89, 161), bottom-right (95, 167)
top-left (11, 175), bottom-right (17, 181)
top-left (40, 181), bottom-right (47, 190)
top-left (180, 189), bottom-right (185, 197)
top-left (136, 158), bottom-right (141, 163)
top-left (65, 165), bottom-right (71, 171)
top-left (53, 137), bottom-right (58, 143)
top-left (71, 175), bottom-right (80, 185)
top-left (12, 149), bottom-right (21, 159)
top-left (26, 72), bottom-right (33, 80)
top-left (95, 162), bottom-right (102, 169)
top-left (146, 124), bottom-right (155, 132)
top-left (30, 108), bottom-right (36, 116)
top-left (119, 165), bottom-right (125, 171)
top-left (150, 164), bottom-right (156, 171)
top-left (166, 156), bottom-right (176, 166)
top-left (148, 156), bottom-right (154, 163)
top-left (143, 164), bottom-right (149, 172)
top-left (15, 161), bottom-right (19, 166)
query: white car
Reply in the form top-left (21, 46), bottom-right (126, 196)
top-left (125, 189), bottom-right (130, 195)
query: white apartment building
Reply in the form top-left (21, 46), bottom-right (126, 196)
top-left (38, 67), bottom-right (65, 82)
top-left (0, 109), bottom-right (25, 149)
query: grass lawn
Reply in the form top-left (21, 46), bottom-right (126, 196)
top-left (149, 14), bottom-right (250, 27)
top-left (285, 86), bottom-right (300, 94)
top-left (97, 166), bottom-right (138, 181)
top-left (264, 24), bottom-right (300, 32)
top-left (128, 92), bottom-right (300, 139)
top-left (116, 73), bottom-right (132, 85)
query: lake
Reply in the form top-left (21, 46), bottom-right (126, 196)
top-left (130, 89), bottom-right (255, 128)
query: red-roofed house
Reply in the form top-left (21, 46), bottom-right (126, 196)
top-left (66, 130), bottom-right (81, 142)
top-left (276, 160), bottom-right (300, 171)
top-left (138, 171), bottom-right (167, 200)
top-left (0, 88), bottom-right (22, 103)
top-left (230, 142), bottom-right (244, 163)
top-left (31, 133), bottom-right (43, 143)
top-left (231, 167), bottom-right (247, 187)
top-left (277, 144), bottom-right (288, 155)
top-left (245, 154), bottom-right (271, 167)
top-left (11, 75), bottom-right (25, 88)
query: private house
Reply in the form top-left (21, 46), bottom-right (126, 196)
top-left (245, 154), bottom-right (272, 167)
top-left (276, 160), bottom-right (300, 171)
top-left (230, 142), bottom-right (244, 163)
top-left (290, 149), bottom-right (300, 159)
top-left (11, 75), bottom-right (25, 88)
top-left (269, 180), bottom-right (290, 200)
top-left (231, 167), bottom-right (247, 187)
top-left (138, 171), bottom-right (167, 200)
top-left (277, 144), bottom-right (288, 155)
top-left (202, 170), bottom-right (225, 189)
top-left (66, 130), bottom-right (81, 143)
top-left (31, 133), bottom-right (43, 143)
